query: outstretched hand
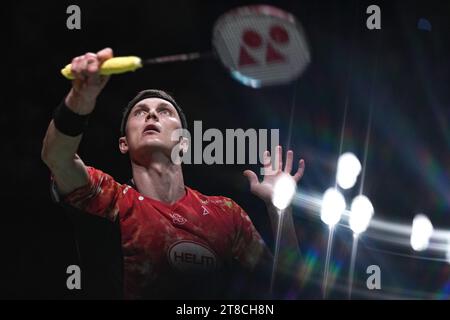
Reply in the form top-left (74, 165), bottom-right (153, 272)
top-left (243, 145), bottom-right (305, 206)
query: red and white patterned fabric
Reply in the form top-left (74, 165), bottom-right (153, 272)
top-left (56, 166), bottom-right (270, 299)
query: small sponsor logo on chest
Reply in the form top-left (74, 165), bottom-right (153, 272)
top-left (169, 206), bottom-right (210, 225)
top-left (201, 205), bottom-right (209, 216)
top-left (170, 213), bottom-right (187, 225)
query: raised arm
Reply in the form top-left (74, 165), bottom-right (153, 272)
top-left (243, 146), bottom-right (305, 272)
top-left (41, 48), bottom-right (113, 195)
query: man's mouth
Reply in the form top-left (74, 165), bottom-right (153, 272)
top-left (143, 124), bottom-right (161, 135)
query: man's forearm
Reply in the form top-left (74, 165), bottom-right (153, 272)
top-left (41, 89), bottom-right (97, 195)
top-left (65, 88), bottom-right (97, 115)
top-left (266, 204), bottom-right (301, 266)
top-left (41, 90), bottom-right (94, 166)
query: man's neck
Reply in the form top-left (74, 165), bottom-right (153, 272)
top-left (131, 153), bottom-right (186, 205)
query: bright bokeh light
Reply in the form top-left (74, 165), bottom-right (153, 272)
top-left (410, 214), bottom-right (434, 251)
top-left (320, 188), bottom-right (346, 227)
top-left (272, 173), bottom-right (297, 210)
top-left (336, 152), bottom-right (362, 190)
top-left (349, 195), bottom-right (374, 234)
top-left (293, 191), bottom-right (450, 257)
top-left (446, 238), bottom-right (450, 264)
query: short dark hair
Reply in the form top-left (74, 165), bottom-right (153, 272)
top-left (120, 89), bottom-right (188, 136)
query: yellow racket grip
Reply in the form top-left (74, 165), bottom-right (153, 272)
top-left (61, 56), bottom-right (143, 80)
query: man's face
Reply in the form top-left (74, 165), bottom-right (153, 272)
top-left (119, 98), bottom-right (185, 162)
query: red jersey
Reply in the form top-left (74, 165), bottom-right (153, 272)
top-left (56, 167), bottom-right (270, 299)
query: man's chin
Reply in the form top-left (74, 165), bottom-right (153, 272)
top-left (139, 140), bottom-right (165, 150)
top-left (136, 140), bottom-right (173, 155)
top-left (140, 134), bottom-right (163, 144)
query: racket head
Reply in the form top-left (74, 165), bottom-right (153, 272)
top-left (213, 5), bottom-right (311, 88)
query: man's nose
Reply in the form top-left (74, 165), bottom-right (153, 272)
top-left (145, 110), bottom-right (158, 122)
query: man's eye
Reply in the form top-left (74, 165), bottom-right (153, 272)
top-left (159, 109), bottom-right (170, 115)
top-left (135, 110), bottom-right (146, 116)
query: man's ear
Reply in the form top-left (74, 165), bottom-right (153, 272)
top-left (119, 136), bottom-right (129, 154)
top-left (180, 136), bottom-right (189, 154)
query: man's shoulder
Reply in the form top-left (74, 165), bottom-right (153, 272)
top-left (83, 166), bottom-right (131, 198)
top-left (85, 166), bottom-right (126, 186)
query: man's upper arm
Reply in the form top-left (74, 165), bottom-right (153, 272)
top-left (50, 153), bottom-right (90, 196)
top-left (42, 119), bottom-right (89, 195)
top-left (51, 166), bottom-right (124, 221)
top-left (229, 199), bottom-right (273, 271)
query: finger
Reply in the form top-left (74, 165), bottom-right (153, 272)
top-left (263, 150), bottom-right (271, 168)
top-left (85, 52), bottom-right (96, 60)
top-left (85, 52), bottom-right (99, 74)
top-left (243, 170), bottom-right (259, 187)
top-left (71, 56), bottom-right (83, 79)
top-left (78, 55), bottom-right (89, 78)
top-left (96, 47), bottom-right (113, 64)
top-left (284, 150), bottom-right (293, 173)
top-left (275, 145), bottom-right (282, 172)
top-left (262, 150), bottom-right (273, 176)
top-left (293, 159), bottom-right (305, 182)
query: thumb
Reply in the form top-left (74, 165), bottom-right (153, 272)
top-left (97, 47), bottom-right (113, 64)
top-left (243, 170), bottom-right (258, 187)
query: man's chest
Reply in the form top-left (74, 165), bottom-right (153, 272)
top-left (119, 199), bottom-right (236, 272)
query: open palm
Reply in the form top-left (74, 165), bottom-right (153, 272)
top-left (244, 146), bottom-right (305, 205)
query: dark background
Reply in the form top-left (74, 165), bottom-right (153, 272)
top-left (3, 0), bottom-right (449, 299)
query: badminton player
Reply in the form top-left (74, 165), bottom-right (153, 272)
top-left (41, 47), bottom-right (305, 299)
